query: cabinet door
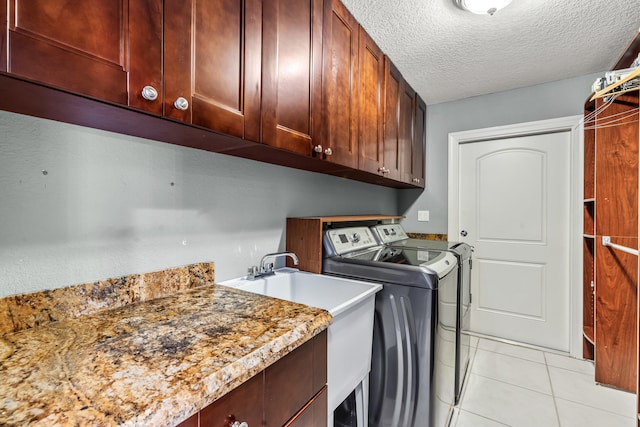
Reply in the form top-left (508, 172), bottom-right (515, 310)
top-left (0, 0), bottom-right (6, 71)
top-left (262, 0), bottom-right (323, 155)
top-left (164, 0), bottom-right (262, 141)
top-left (7, 0), bottom-right (161, 110)
top-left (285, 387), bottom-right (328, 427)
top-left (320, 0), bottom-right (359, 168)
top-left (265, 330), bottom-right (327, 426)
top-left (399, 80), bottom-right (415, 184)
top-left (357, 27), bottom-right (385, 175)
top-left (410, 94), bottom-right (426, 187)
top-left (200, 373), bottom-right (264, 427)
top-left (382, 57), bottom-right (402, 181)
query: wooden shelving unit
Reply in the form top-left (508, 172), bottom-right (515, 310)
top-left (583, 100), bottom-right (596, 361)
top-left (583, 33), bottom-right (639, 398)
top-left (286, 215), bottom-right (403, 273)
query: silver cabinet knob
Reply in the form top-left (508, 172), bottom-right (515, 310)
top-left (231, 422), bottom-right (248, 427)
top-left (460, 230), bottom-right (468, 237)
top-left (412, 178), bottom-right (420, 183)
top-left (324, 147), bottom-right (333, 156)
top-left (141, 86), bottom-right (158, 101)
top-left (174, 97), bottom-right (189, 111)
top-left (314, 145), bottom-right (323, 153)
top-left (378, 167), bottom-right (390, 174)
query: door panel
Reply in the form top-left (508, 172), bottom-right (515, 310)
top-left (8, 0), bottom-right (134, 104)
top-left (357, 27), bottom-right (384, 174)
top-left (262, 0), bottom-right (322, 154)
top-left (383, 58), bottom-right (402, 181)
top-left (459, 132), bottom-right (571, 351)
top-left (411, 95), bottom-right (426, 187)
top-left (321, 0), bottom-right (359, 168)
top-left (399, 81), bottom-right (415, 183)
top-left (164, 0), bottom-right (261, 140)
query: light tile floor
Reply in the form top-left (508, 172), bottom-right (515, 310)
top-left (452, 336), bottom-right (637, 427)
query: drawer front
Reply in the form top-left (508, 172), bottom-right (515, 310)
top-left (200, 373), bottom-right (263, 427)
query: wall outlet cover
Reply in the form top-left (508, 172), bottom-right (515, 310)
top-left (418, 210), bottom-right (430, 222)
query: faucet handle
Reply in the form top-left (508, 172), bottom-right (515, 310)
top-left (247, 265), bottom-right (259, 278)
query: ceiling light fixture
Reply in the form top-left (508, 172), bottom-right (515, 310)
top-left (455, 0), bottom-right (513, 15)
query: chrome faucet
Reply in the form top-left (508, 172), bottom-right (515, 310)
top-left (247, 252), bottom-right (299, 280)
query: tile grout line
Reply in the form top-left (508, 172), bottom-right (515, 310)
top-left (455, 341), bottom-right (512, 427)
top-left (454, 341), bottom-right (479, 426)
top-left (544, 352), bottom-right (563, 427)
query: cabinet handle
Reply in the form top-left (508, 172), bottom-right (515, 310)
top-left (378, 167), bottom-right (390, 174)
top-left (314, 144), bottom-right (323, 153)
top-left (231, 422), bottom-right (248, 427)
top-left (413, 178), bottom-right (420, 183)
top-left (141, 86), bottom-right (158, 101)
top-left (174, 97), bottom-right (189, 111)
top-left (324, 147), bottom-right (333, 156)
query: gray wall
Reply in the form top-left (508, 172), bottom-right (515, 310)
top-left (0, 111), bottom-right (397, 297)
top-left (399, 72), bottom-right (602, 234)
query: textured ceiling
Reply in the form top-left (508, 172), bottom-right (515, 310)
top-left (340, 0), bottom-right (640, 104)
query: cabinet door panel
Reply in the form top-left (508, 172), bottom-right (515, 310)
top-left (265, 331), bottom-right (327, 426)
top-left (399, 81), bottom-right (415, 183)
top-left (321, 0), bottom-right (359, 168)
top-left (383, 57), bottom-right (402, 181)
top-left (8, 0), bottom-right (132, 104)
top-left (1, 0), bottom-right (7, 71)
top-left (200, 373), bottom-right (263, 427)
top-left (358, 27), bottom-right (384, 175)
top-left (128, 0), bottom-right (163, 114)
top-left (411, 94), bottom-right (426, 187)
top-left (164, 0), bottom-right (261, 141)
top-left (262, 0), bottom-right (322, 155)
top-left (285, 387), bottom-right (328, 427)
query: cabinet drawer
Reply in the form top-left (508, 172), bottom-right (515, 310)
top-left (200, 373), bottom-right (263, 427)
top-left (265, 331), bottom-right (327, 426)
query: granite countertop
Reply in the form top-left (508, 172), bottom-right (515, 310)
top-left (0, 283), bottom-right (332, 426)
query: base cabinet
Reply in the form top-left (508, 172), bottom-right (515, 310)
top-left (177, 330), bottom-right (327, 427)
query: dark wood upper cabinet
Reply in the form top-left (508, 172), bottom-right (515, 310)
top-left (7, 0), bottom-right (162, 112)
top-left (320, 0), bottom-right (359, 168)
top-left (261, 0), bottom-right (323, 155)
top-left (399, 79), bottom-right (415, 184)
top-left (382, 57), bottom-right (402, 181)
top-left (2, 0), bottom-right (427, 189)
top-left (164, 0), bottom-right (262, 141)
top-left (262, 0), bottom-right (322, 156)
top-left (411, 94), bottom-right (427, 187)
top-left (357, 27), bottom-right (385, 175)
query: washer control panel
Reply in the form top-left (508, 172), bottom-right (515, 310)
top-left (327, 227), bottom-right (378, 255)
top-left (373, 224), bottom-right (408, 243)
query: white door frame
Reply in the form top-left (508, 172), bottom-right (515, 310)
top-left (448, 116), bottom-right (584, 358)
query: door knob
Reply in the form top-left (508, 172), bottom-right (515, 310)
top-left (460, 230), bottom-right (468, 237)
top-left (314, 144), bottom-right (323, 153)
top-left (174, 97), bottom-right (189, 111)
top-left (141, 86), bottom-right (158, 101)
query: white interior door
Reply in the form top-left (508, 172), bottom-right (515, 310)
top-left (458, 131), bottom-right (571, 351)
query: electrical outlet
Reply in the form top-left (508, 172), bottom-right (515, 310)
top-left (418, 210), bottom-right (430, 222)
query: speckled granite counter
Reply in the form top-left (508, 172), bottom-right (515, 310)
top-left (0, 281), bottom-right (331, 426)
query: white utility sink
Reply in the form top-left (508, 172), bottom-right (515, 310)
top-left (222, 268), bottom-right (382, 421)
